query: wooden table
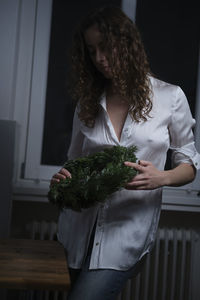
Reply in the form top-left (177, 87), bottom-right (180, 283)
top-left (0, 239), bottom-right (70, 290)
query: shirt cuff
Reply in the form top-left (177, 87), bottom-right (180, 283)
top-left (170, 142), bottom-right (200, 170)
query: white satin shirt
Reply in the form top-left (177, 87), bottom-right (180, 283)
top-left (57, 76), bottom-right (200, 271)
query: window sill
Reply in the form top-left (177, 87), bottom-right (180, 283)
top-left (12, 180), bottom-right (200, 212)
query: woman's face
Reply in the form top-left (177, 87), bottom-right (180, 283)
top-left (84, 25), bottom-right (112, 79)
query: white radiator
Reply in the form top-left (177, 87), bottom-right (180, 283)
top-left (118, 228), bottom-right (195, 300)
top-left (21, 222), bottom-right (199, 300)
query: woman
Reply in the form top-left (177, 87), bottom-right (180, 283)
top-left (51, 6), bottom-right (200, 300)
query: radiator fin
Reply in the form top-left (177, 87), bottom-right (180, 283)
top-left (118, 227), bottom-right (192, 300)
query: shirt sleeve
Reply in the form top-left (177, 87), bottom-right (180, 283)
top-left (169, 86), bottom-right (200, 170)
top-left (67, 105), bottom-right (84, 160)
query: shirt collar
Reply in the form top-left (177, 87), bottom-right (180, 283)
top-left (99, 92), bottom-right (133, 128)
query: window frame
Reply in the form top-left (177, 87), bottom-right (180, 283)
top-left (13, 0), bottom-right (200, 211)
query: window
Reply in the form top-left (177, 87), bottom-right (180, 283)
top-left (135, 0), bottom-right (200, 176)
top-left (14, 0), bottom-right (200, 209)
top-left (41, 0), bottom-right (122, 166)
top-left (135, 0), bottom-right (200, 191)
top-left (24, 0), bottom-right (122, 182)
top-left (136, 0), bottom-right (199, 116)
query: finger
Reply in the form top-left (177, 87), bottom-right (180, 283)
top-left (139, 160), bottom-right (152, 167)
top-left (50, 178), bottom-right (60, 186)
top-left (124, 161), bottom-right (144, 172)
top-left (51, 177), bottom-right (60, 182)
top-left (126, 180), bottom-right (147, 188)
top-left (128, 174), bottom-right (145, 181)
top-left (126, 185), bottom-right (148, 190)
top-left (53, 173), bottom-right (67, 180)
top-left (60, 168), bottom-right (72, 178)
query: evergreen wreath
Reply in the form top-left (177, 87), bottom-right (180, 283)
top-left (48, 146), bottom-right (137, 211)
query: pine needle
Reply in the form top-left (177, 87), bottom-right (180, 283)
top-left (48, 145), bottom-right (137, 211)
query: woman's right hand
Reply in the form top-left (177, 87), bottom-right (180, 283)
top-left (50, 168), bottom-right (72, 186)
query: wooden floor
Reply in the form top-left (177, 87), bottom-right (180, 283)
top-left (0, 239), bottom-right (70, 290)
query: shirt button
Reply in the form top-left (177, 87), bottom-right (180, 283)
top-left (96, 242), bottom-right (99, 246)
top-left (124, 128), bottom-right (128, 132)
top-left (195, 162), bottom-right (198, 166)
top-left (98, 223), bottom-right (102, 227)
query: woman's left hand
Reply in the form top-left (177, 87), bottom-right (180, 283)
top-left (124, 160), bottom-right (165, 190)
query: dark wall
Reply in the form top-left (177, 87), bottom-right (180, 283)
top-left (136, 0), bottom-right (199, 116)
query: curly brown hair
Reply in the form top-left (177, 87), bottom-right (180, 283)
top-left (68, 6), bottom-right (152, 127)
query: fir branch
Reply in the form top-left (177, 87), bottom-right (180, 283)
top-left (48, 145), bottom-right (137, 211)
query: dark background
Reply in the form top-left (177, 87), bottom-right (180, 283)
top-left (41, 0), bottom-right (121, 165)
top-left (41, 0), bottom-right (199, 166)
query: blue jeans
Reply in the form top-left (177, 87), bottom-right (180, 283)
top-left (66, 223), bottom-right (147, 300)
